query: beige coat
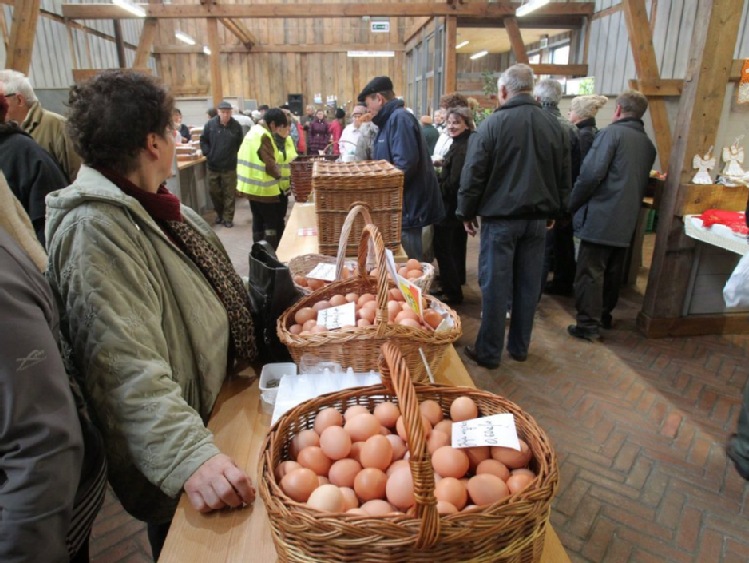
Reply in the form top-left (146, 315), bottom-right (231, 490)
top-left (22, 101), bottom-right (81, 182)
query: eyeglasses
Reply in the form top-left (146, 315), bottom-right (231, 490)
top-left (4, 93), bottom-right (16, 98)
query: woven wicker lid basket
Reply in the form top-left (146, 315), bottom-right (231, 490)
top-left (259, 342), bottom-right (559, 563)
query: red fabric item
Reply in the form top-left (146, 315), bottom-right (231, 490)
top-left (296, 123), bottom-right (306, 154)
top-left (95, 166), bottom-right (183, 223)
top-left (699, 208), bottom-right (748, 235)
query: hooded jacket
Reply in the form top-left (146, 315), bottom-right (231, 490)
top-left (372, 98), bottom-right (445, 229)
top-left (569, 117), bottom-right (656, 247)
top-left (45, 167), bottom-right (230, 523)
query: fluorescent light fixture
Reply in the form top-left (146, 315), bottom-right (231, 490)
top-left (112, 0), bottom-right (146, 17)
top-left (347, 50), bottom-right (395, 58)
top-left (203, 45), bottom-right (212, 55)
top-left (456, 40), bottom-right (470, 49)
top-left (516, 0), bottom-right (551, 17)
top-left (470, 50), bottom-right (488, 60)
top-left (175, 31), bottom-right (196, 46)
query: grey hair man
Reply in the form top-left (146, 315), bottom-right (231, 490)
top-left (534, 78), bottom-right (581, 298)
top-left (567, 90), bottom-right (656, 341)
top-left (457, 63), bottom-right (570, 369)
top-left (0, 69), bottom-right (81, 182)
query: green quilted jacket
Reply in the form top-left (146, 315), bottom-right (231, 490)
top-left (45, 166), bottom-right (229, 523)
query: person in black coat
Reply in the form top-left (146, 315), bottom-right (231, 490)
top-left (433, 106), bottom-right (474, 304)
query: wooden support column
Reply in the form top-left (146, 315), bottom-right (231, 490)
top-left (133, 18), bottom-right (158, 68)
top-left (638, 0), bottom-right (743, 337)
top-left (444, 15), bottom-right (457, 94)
top-left (622, 0), bottom-right (672, 170)
top-left (206, 17), bottom-right (223, 106)
top-left (504, 16), bottom-right (528, 64)
top-left (6, 0), bottom-right (41, 73)
top-left (113, 19), bottom-right (126, 68)
top-left (0, 8), bottom-right (9, 53)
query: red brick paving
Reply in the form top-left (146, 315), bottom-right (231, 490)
top-left (87, 203), bottom-right (749, 562)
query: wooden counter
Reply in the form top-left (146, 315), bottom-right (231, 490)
top-left (160, 347), bottom-right (570, 562)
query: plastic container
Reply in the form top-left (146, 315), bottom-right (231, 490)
top-left (260, 362), bottom-right (297, 413)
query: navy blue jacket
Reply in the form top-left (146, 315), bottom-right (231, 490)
top-left (372, 99), bottom-right (444, 229)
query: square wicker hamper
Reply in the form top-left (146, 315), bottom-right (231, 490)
top-left (312, 160), bottom-right (403, 256)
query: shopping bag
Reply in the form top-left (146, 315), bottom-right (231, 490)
top-left (723, 251), bottom-right (749, 307)
top-left (248, 241), bottom-right (304, 362)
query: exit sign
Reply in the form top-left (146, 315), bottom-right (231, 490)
top-left (370, 21), bottom-right (390, 33)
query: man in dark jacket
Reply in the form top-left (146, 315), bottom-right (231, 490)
top-left (359, 76), bottom-right (444, 261)
top-left (567, 90), bottom-right (656, 341)
top-left (200, 100), bottom-right (244, 227)
top-left (535, 78), bottom-right (581, 297)
top-left (458, 64), bottom-right (570, 369)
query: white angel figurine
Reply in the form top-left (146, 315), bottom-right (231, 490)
top-left (722, 137), bottom-right (745, 177)
top-left (692, 146), bottom-right (715, 184)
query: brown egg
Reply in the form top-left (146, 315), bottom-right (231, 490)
top-left (419, 400), bottom-right (444, 425)
top-left (346, 508), bottom-right (367, 516)
top-left (302, 319), bottom-right (317, 332)
top-left (329, 294), bottom-right (347, 307)
top-left (398, 318), bottom-right (423, 329)
top-left (310, 325), bottom-right (327, 334)
top-left (437, 500), bottom-right (459, 515)
top-left (394, 309), bottom-right (419, 323)
top-left (312, 300), bottom-right (331, 312)
top-left (294, 307), bottom-right (316, 325)
top-left (357, 293), bottom-right (375, 307)
top-left (433, 419), bottom-right (453, 439)
top-left (396, 414), bottom-right (432, 442)
top-left (385, 434), bottom-right (407, 461)
top-left (467, 474), bottom-right (509, 506)
top-left (357, 318), bottom-right (372, 328)
top-left (328, 458), bottom-right (362, 488)
top-left (465, 446), bottom-right (491, 471)
top-left (386, 458), bottom-right (411, 477)
top-left (435, 477), bottom-right (468, 510)
top-left (387, 300), bottom-right (402, 322)
top-left (344, 405), bottom-right (370, 421)
top-left (405, 258), bottom-right (421, 271)
top-left (319, 426), bottom-right (352, 460)
top-left (360, 499), bottom-right (396, 516)
top-left (359, 306), bottom-right (376, 324)
top-left (275, 460), bottom-right (302, 482)
top-left (307, 278), bottom-right (326, 291)
top-left (349, 442), bottom-right (365, 463)
top-left (398, 266), bottom-right (409, 277)
top-left (406, 269), bottom-right (422, 280)
top-left (374, 401), bottom-right (401, 428)
top-left (344, 413), bottom-right (381, 442)
top-left (345, 292), bottom-right (359, 303)
top-left (290, 429), bottom-right (320, 459)
top-left (293, 274), bottom-right (308, 287)
top-left (490, 439), bottom-right (532, 469)
top-left (476, 459), bottom-right (510, 481)
top-left (314, 407), bottom-right (344, 435)
top-left (339, 486), bottom-right (359, 511)
top-left (353, 468), bottom-right (387, 501)
top-left (431, 446), bottom-right (470, 479)
top-left (388, 288), bottom-right (405, 302)
top-left (427, 429), bottom-right (450, 455)
top-left (360, 435), bottom-right (394, 471)
top-left (385, 466), bottom-right (415, 510)
top-left (297, 446), bottom-right (332, 476)
top-left (423, 309), bottom-right (443, 329)
top-left (450, 396), bottom-right (478, 422)
top-left (507, 471), bottom-right (535, 495)
top-left (280, 467), bottom-right (319, 502)
top-left (289, 324), bottom-right (303, 335)
top-left (307, 484), bottom-right (344, 512)
top-left (512, 468), bottom-right (535, 478)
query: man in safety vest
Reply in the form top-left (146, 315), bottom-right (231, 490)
top-left (237, 108), bottom-right (296, 249)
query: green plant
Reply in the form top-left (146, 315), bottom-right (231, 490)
top-left (578, 77), bottom-right (595, 95)
top-left (481, 71), bottom-right (498, 97)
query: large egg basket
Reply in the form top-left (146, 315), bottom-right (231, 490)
top-left (289, 154), bottom-right (338, 203)
top-left (277, 221), bottom-right (456, 383)
top-left (259, 342), bottom-right (559, 563)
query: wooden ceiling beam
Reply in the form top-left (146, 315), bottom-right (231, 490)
top-left (153, 43), bottom-right (405, 54)
top-left (7, 0), bottom-right (41, 73)
top-left (504, 16), bottom-right (528, 64)
top-left (133, 17), bottom-right (158, 68)
top-left (219, 17), bottom-right (256, 50)
top-left (61, 2), bottom-right (594, 20)
top-left (530, 63), bottom-right (588, 77)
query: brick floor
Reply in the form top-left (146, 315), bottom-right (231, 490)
top-left (90, 201), bottom-right (749, 562)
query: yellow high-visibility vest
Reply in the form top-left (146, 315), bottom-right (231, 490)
top-left (236, 126), bottom-right (281, 197)
top-left (278, 135), bottom-right (297, 194)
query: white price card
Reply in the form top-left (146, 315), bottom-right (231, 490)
top-left (451, 413), bottom-right (521, 449)
top-left (306, 262), bottom-right (337, 281)
top-left (317, 301), bottom-right (356, 329)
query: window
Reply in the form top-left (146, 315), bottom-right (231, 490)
top-left (551, 44), bottom-right (570, 65)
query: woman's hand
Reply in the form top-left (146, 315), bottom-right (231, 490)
top-left (184, 453), bottom-right (255, 513)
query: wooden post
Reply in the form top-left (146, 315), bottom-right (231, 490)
top-left (504, 16), bottom-right (529, 65)
top-left (6, 0), bottom-right (41, 73)
top-left (444, 16), bottom-right (457, 94)
top-left (206, 17), bottom-right (223, 106)
top-left (622, 0), bottom-right (672, 170)
top-left (638, 0), bottom-right (744, 336)
top-left (133, 18), bottom-right (158, 68)
top-left (65, 20), bottom-right (78, 69)
top-left (113, 19), bottom-right (127, 68)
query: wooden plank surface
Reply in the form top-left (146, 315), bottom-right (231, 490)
top-left (444, 16), bottom-right (457, 94)
top-left (132, 17), bottom-right (157, 68)
top-left (504, 16), bottom-right (529, 65)
top-left (6, 0), bottom-right (41, 73)
top-left (159, 346), bottom-right (570, 563)
top-left (677, 184), bottom-right (749, 216)
top-left (206, 17), bottom-right (222, 106)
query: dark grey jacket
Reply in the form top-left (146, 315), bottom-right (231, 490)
top-left (569, 117), bottom-right (656, 247)
top-left (457, 94), bottom-right (571, 221)
top-left (199, 116), bottom-right (244, 172)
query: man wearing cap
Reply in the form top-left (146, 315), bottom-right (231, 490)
top-left (200, 100), bottom-right (244, 227)
top-left (359, 76), bottom-right (444, 261)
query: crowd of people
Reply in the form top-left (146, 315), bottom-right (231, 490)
top-left (8, 61), bottom-right (732, 563)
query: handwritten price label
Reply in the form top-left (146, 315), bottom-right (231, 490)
top-left (451, 413), bottom-right (520, 449)
top-left (306, 262), bottom-right (337, 281)
top-left (317, 302), bottom-right (356, 329)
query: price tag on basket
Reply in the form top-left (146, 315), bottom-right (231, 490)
top-left (451, 413), bottom-right (521, 449)
top-left (306, 262), bottom-right (337, 281)
top-left (385, 249), bottom-right (423, 318)
top-left (317, 301), bottom-right (356, 329)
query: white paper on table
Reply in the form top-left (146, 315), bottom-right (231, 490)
top-left (306, 262), bottom-right (338, 281)
top-left (317, 302), bottom-right (356, 329)
top-left (451, 413), bottom-right (520, 450)
top-left (271, 369), bottom-right (382, 425)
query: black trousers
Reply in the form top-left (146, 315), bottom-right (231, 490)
top-left (147, 521), bottom-right (172, 561)
top-left (573, 241), bottom-right (627, 330)
top-left (250, 194), bottom-right (288, 250)
top-left (433, 216), bottom-right (467, 299)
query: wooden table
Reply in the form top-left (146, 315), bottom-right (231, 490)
top-left (160, 202), bottom-right (570, 562)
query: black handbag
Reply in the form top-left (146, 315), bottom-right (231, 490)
top-left (248, 241), bottom-right (303, 363)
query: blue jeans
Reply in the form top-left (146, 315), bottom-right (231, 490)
top-left (401, 227), bottom-right (424, 261)
top-left (474, 218), bottom-right (546, 364)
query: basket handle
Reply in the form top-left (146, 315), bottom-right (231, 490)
top-left (334, 201), bottom-right (374, 279)
top-left (379, 342), bottom-right (440, 548)
top-left (356, 224), bottom-right (390, 336)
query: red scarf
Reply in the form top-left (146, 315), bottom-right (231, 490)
top-left (95, 166), bottom-right (182, 223)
